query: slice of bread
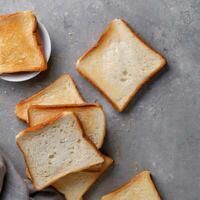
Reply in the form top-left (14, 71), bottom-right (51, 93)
top-left (52, 155), bottom-right (113, 200)
top-left (28, 103), bottom-right (106, 149)
top-left (16, 112), bottom-right (104, 190)
top-left (0, 11), bottom-right (47, 74)
top-left (76, 19), bottom-right (166, 112)
top-left (15, 74), bottom-right (84, 122)
top-left (101, 171), bottom-right (161, 200)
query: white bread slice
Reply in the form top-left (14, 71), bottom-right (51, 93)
top-left (26, 155), bottom-right (112, 195)
top-left (28, 103), bottom-right (106, 149)
top-left (76, 19), bottom-right (166, 112)
top-left (101, 171), bottom-right (161, 200)
top-left (52, 155), bottom-right (113, 200)
top-left (0, 11), bottom-right (47, 74)
top-left (16, 112), bottom-right (104, 190)
top-left (15, 74), bottom-right (84, 122)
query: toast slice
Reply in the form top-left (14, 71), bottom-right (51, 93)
top-left (16, 112), bottom-right (104, 190)
top-left (28, 103), bottom-right (106, 149)
top-left (76, 19), bottom-right (166, 112)
top-left (0, 11), bottom-right (47, 74)
top-left (15, 74), bottom-right (84, 122)
top-left (52, 155), bottom-right (113, 200)
top-left (101, 171), bottom-right (161, 200)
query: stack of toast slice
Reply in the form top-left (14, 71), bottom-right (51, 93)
top-left (0, 11), bottom-right (47, 74)
top-left (16, 73), bottom-right (112, 199)
top-left (15, 17), bottom-right (165, 199)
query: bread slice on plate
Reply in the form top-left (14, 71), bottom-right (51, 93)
top-left (52, 155), bottom-right (113, 200)
top-left (28, 103), bottom-right (106, 149)
top-left (0, 11), bottom-right (47, 74)
top-left (76, 19), bottom-right (166, 112)
top-left (16, 112), bottom-right (104, 190)
top-left (101, 171), bottom-right (161, 200)
top-left (15, 74), bottom-right (84, 122)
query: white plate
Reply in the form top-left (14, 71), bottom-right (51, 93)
top-left (0, 21), bottom-right (51, 82)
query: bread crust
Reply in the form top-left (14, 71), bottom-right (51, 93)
top-left (76, 19), bottom-right (167, 112)
top-left (16, 112), bottom-right (104, 190)
top-left (0, 11), bottom-right (47, 74)
top-left (15, 73), bottom-right (85, 122)
top-left (28, 103), bottom-right (106, 149)
top-left (101, 171), bottom-right (161, 200)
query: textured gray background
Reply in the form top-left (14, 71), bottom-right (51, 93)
top-left (0, 0), bottom-right (200, 199)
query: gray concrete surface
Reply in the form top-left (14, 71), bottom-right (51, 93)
top-left (0, 0), bottom-right (200, 199)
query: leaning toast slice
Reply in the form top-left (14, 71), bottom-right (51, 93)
top-left (28, 103), bottom-right (106, 149)
top-left (101, 171), bottom-right (161, 200)
top-left (76, 19), bottom-right (166, 112)
top-left (15, 74), bottom-right (84, 122)
top-left (0, 11), bottom-right (47, 74)
top-left (51, 155), bottom-right (112, 200)
top-left (16, 112), bottom-right (104, 190)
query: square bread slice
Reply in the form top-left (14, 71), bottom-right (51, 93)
top-left (28, 103), bottom-right (106, 149)
top-left (101, 171), bottom-right (161, 200)
top-left (52, 155), bottom-right (113, 200)
top-left (16, 112), bottom-right (104, 190)
top-left (15, 74), bottom-right (84, 122)
top-left (0, 11), bottom-right (47, 74)
top-left (76, 19), bottom-right (166, 112)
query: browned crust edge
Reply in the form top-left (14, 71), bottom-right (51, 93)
top-left (16, 112), bottom-right (104, 190)
top-left (28, 103), bottom-right (106, 149)
top-left (76, 19), bottom-right (167, 112)
top-left (0, 11), bottom-right (47, 74)
top-left (101, 171), bottom-right (161, 200)
top-left (15, 73), bottom-right (85, 122)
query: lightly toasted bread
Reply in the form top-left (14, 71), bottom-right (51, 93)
top-left (0, 11), bottom-right (47, 74)
top-left (76, 19), bottom-right (166, 112)
top-left (53, 155), bottom-right (113, 200)
top-left (16, 112), bottom-right (104, 190)
top-left (28, 103), bottom-right (106, 149)
top-left (101, 171), bottom-right (161, 200)
top-left (15, 74), bottom-right (84, 122)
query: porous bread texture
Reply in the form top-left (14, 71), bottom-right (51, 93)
top-left (76, 19), bottom-right (166, 112)
top-left (16, 112), bottom-right (104, 190)
top-left (0, 11), bottom-right (47, 74)
top-left (28, 103), bottom-right (106, 149)
top-left (15, 74), bottom-right (84, 122)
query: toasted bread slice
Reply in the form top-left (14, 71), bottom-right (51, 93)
top-left (0, 11), bottom-right (47, 74)
top-left (76, 19), bottom-right (166, 112)
top-left (101, 171), bottom-right (161, 200)
top-left (52, 155), bottom-right (113, 200)
top-left (16, 112), bottom-right (104, 190)
top-left (15, 74), bottom-right (84, 122)
top-left (28, 103), bottom-right (106, 149)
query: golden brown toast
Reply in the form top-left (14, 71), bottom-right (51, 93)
top-left (0, 11), bottom-right (47, 74)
